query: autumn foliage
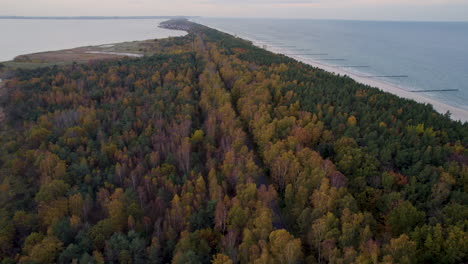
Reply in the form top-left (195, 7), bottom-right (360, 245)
top-left (0, 20), bottom-right (466, 263)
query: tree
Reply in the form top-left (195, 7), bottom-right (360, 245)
top-left (269, 229), bottom-right (303, 264)
top-left (347, 115), bottom-right (357, 126)
top-left (383, 234), bottom-right (416, 264)
top-left (38, 197), bottom-right (68, 227)
top-left (35, 180), bottom-right (70, 204)
top-left (0, 218), bottom-right (14, 257)
top-left (444, 226), bottom-right (467, 264)
top-left (309, 213), bottom-right (339, 264)
top-left (68, 193), bottom-right (84, 218)
top-left (58, 244), bottom-right (81, 264)
top-left (105, 233), bottom-right (129, 263)
top-left (215, 200), bottom-right (228, 233)
top-left (191, 130), bottom-right (204, 144)
top-left (387, 201), bottom-right (424, 236)
top-left (252, 208), bottom-right (273, 241)
top-left (271, 151), bottom-right (300, 192)
top-left (29, 236), bottom-right (63, 264)
top-left (176, 137), bottom-right (191, 175)
top-left (106, 188), bottom-right (127, 231)
top-left (211, 253), bottom-right (233, 264)
top-left (37, 152), bottom-right (67, 183)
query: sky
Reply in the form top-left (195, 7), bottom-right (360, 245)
top-left (1, 0), bottom-right (468, 21)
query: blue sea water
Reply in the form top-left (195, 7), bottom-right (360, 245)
top-left (194, 18), bottom-right (468, 111)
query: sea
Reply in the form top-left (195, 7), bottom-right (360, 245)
top-left (0, 18), bottom-right (467, 112)
top-left (194, 18), bottom-right (468, 111)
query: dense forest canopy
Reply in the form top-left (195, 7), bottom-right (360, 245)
top-left (0, 19), bottom-right (467, 264)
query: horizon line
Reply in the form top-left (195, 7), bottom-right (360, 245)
top-left (0, 15), bottom-right (467, 23)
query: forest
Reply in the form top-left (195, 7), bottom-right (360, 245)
top-left (0, 19), bottom-right (467, 263)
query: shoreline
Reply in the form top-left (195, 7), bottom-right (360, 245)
top-left (202, 24), bottom-right (468, 123)
top-left (3, 20), bottom-right (467, 122)
top-left (0, 21), bottom-right (190, 69)
top-left (85, 51), bottom-right (143, 57)
top-left (0, 20), bottom-right (187, 63)
top-left (290, 54), bottom-right (468, 123)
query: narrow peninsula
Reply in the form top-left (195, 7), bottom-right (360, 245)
top-left (0, 19), bottom-right (466, 264)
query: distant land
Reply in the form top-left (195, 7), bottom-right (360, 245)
top-left (0, 16), bottom-right (198, 19)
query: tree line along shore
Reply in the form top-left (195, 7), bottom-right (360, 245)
top-left (0, 19), bottom-right (466, 263)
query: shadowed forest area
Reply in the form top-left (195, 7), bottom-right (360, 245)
top-left (0, 20), bottom-right (466, 264)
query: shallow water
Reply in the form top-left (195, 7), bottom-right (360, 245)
top-left (0, 19), bottom-right (186, 62)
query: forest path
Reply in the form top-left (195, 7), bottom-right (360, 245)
top-left (191, 29), bottom-right (289, 230)
top-left (213, 59), bottom-right (288, 231)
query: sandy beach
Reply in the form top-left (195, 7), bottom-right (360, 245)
top-left (204, 24), bottom-right (468, 123)
top-left (264, 42), bottom-right (468, 123)
top-left (290, 55), bottom-right (468, 122)
top-left (85, 51), bottom-right (143, 57)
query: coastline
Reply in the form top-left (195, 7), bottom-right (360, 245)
top-left (291, 55), bottom-right (468, 123)
top-left (0, 21), bottom-right (189, 68)
top-left (3, 19), bottom-right (467, 122)
top-left (0, 19), bottom-right (187, 62)
top-left (201, 23), bottom-right (468, 123)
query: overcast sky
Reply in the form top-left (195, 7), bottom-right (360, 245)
top-left (1, 0), bottom-right (468, 21)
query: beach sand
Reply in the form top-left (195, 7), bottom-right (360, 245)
top-left (204, 24), bottom-right (468, 123)
top-left (291, 55), bottom-right (468, 123)
top-left (85, 51), bottom-right (143, 57)
top-left (263, 43), bottom-right (468, 123)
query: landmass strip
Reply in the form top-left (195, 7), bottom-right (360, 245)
top-left (199, 23), bottom-right (468, 122)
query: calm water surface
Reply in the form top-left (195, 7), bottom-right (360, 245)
top-left (0, 19), bottom-right (186, 62)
